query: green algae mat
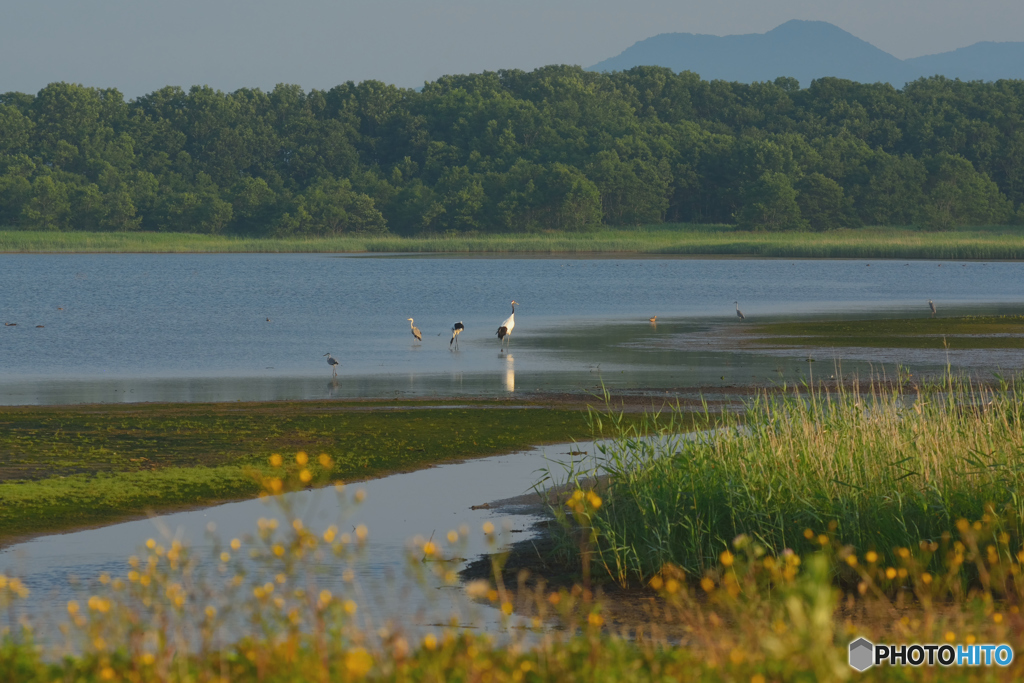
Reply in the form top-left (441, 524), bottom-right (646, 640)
top-left (0, 400), bottom-right (598, 543)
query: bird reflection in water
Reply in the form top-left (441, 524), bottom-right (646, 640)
top-left (503, 354), bottom-right (515, 392)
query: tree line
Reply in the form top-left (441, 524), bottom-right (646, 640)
top-left (1, 67), bottom-right (1023, 236)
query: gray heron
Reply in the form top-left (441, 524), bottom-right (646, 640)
top-left (450, 321), bottom-right (465, 349)
top-left (734, 301), bottom-right (745, 320)
top-left (407, 318), bottom-right (422, 342)
top-left (323, 352), bottom-right (339, 377)
top-left (929, 300), bottom-right (936, 318)
top-left (496, 301), bottom-right (517, 351)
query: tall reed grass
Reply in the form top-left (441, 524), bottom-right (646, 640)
top-left (564, 376), bottom-right (1024, 585)
top-left (3, 226), bottom-right (1024, 258)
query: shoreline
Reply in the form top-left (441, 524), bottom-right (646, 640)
top-left (3, 227), bottom-right (1024, 260)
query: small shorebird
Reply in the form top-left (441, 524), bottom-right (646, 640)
top-left (649, 316), bottom-right (657, 323)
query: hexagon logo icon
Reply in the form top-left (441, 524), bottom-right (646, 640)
top-left (849, 637), bottom-right (874, 671)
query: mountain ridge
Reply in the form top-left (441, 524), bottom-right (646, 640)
top-left (589, 20), bottom-right (1024, 86)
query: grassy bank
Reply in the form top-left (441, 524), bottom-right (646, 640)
top-left (0, 399), bottom-right (599, 543)
top-left (3, 225), bottom-right (1024, 258)
top-left (562, 377), bottom-right (1024, 586)
top-left (749, 315), bottom-right (1024, 349)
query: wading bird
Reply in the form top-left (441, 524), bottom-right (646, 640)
top-left (734, 301), bottom-right (745, 320)
top-left (323, 352), bottom-right (339, 377)
top-left (407, 318), bottom-right (422, 342)
top-left (649, 316), bottom-right (657, 323)
top-left (450, 321), bottom-right (465, 349)
top-left (496, 301), bottom-right (517, 351)
top-left (929, 300), bottom-right (936, 318)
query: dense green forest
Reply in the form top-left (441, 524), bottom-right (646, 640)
top-left (1, 66), bottom-right (1023, 236)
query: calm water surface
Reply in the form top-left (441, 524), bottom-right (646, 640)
top-left (0, 441), bottom-right (597, 641)
top-left (2, 254), bottom-right (1023, 404)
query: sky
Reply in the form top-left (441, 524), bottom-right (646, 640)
top-left (1, 0), bottom-right (1022, 98)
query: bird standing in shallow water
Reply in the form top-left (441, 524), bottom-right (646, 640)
top-left (407, 318), bottom-right (422, 342)
top-left (734, 301), bottom-right (745, 320)
top-left (929, 300), bottom-right (936, 318)
top-left (649, 316), bottom-right (657, 323)
top-left (450, 321), bottom-right (464, 349)
top-left (496, 301), bottom-right (517, 351)
top-left (323, 353), bottom-right (339, 377)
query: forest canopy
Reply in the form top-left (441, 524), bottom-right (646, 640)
top-left (1, 67), bottom-right (1023, 236)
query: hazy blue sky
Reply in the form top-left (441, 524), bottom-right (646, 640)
top-left (2, 0), bottom-right (1022, 97)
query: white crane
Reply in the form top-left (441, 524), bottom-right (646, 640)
top-left (323, 352), bottom-right (339, 377)
top-left (496, 301), bottom-right (517, 351)
top-left (407, 318), bottom-right (422, 342)
top-left (734, 301), bottom-right (745, 320)
top-left (928, 300), bottom-right (936, 318)
top-left (450, 321), bottom-right (465, 349)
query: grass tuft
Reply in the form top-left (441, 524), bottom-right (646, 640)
top-left (558, 376), bottom-right (1024, 585)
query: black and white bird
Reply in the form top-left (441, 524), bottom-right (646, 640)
top-left (734, 301), bottom-right (745, 320)
top-left (496, 300), bottom-right (517, 350)
top-left (407, 318), bottom-right (422, 342)
top-left (323, 352), bottom-right (339, 377)
top-left (928, 300), bottom-right (936, 318)
top-left (450, 321), bottom-right (465, 349)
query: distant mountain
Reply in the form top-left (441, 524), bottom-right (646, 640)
top-left (906, 42), bottom-right (1024, 83)
top-left (589, 20), bottom-right (1024, 87)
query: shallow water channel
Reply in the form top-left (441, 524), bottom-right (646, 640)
top-left (0, 440), bottom-right (600, 643)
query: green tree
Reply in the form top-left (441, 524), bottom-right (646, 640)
top-left (21, 176), bottom-right (71, 230)
top-left (736, 172), bottom-right (808, 231)
top-left (796, 173), bottom-right (860, 231)
top-left (384, 180), bottom-right (444, 236)
top-left (587, 151), bottom-right (670, 225)
top-left (857, 153), bottom-right (926, 226)
top-left (278, 178), bottom-right (387, 236)
top-left (0, 104), bottom-right (33, 155)
top-left (229, 177), bottom-right (279, 234)
top-left (99, 189), bottom-right (141, 231)
top-left (920, 153), bottom-right (1014, 230)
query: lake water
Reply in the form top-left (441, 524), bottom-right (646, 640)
top-left (2, 254), bottom-right (1024, 405)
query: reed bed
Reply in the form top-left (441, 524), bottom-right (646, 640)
top-left (565, 377), bottom-right (1024, 586)
top-left (2, 454), bottom-right (1024, 681)
top-left (2, 226), bottom-right (1024, 258)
